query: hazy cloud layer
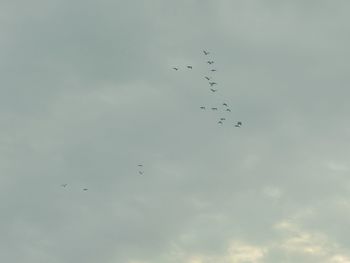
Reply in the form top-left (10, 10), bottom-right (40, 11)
top-left (1, 0), bottom-right (350, 262)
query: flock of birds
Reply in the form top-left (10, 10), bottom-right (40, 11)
top-left (173, 50), bottom-right (242, 128)
top-left (60, 50), bottom-right (243, 186)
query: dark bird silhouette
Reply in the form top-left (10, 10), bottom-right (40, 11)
top-left (220, 118), bottom-right (226, 121)
top-left (235, 121), bottom-right (242, 127)
top-left (139, 171), bottom-right (144, 176)
top-left (223, 103), bottom-right (228, 107)
top-left (209, 82), bottom-right (217, 86)
top-left (226, 108), bottom-right (231, 112)
top-left (138, 164), bottom-right (143, 167)
top-left (211, 69), bottom-right (217, 72)
top-left (210, 88), bottom-right (217, 92)
top-left (83, 188), bottom-right (88, 191)
top-left (207, 61), bottom-right (214, 64)
top-left (211, 107), bottom-right (218, 110)
top-left (173, 67), bottom-right (179, 70)
top-left (61, 184), bottom-right (67, 187)
top-left (205, 76), bottom-right (210, 80)
top-left (203, 50), bottom-right (210, 55)
top-left (218, 121), bottom-right (223, 125)
top-left (187, 66), bottom-right (193, 69)
top-left (200, 106), bottom-right (206, 110)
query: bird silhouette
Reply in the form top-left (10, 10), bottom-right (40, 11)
top-left (218, 121), bottom-right (223, 124)
top-left (207, 61), bottom-right (214, 64)
top-left (139, 171), bottom-right (144, 176)
top-left (210, 88), bottom-right (217, 92)
top-left (223, 103), bottom-right (228, 107)
top-left (205, 76), bottom-right (210, 80)
top-left (209, 82), bottom-right (217, 86)
top-left (226, 108), bottom-right (231, 112)
top-left (235, 121), bottom-right (242, 127)
top-left (220, 118), bottom-right (226, 121)
top-left (203, 50), bottom-right (210, 55)
top-left (200, 106), bottom-right (206, 110)
top-left (83, 188), bottom-right (88, 191)
top-left (187, 66), bottom-right (193, 69)
top-left (211, 69), bottom-right (217, 72)
top-left (211, 107), bottom-right (218, 110)
top-left (173, 67), bottom-right (179, 70)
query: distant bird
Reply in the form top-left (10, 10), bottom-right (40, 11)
top-left (139, 171), bottom-right (144, 176)
top-left (83, 188), bottom-right (88, 191)
top-left (200, 106), bottom-right (206, 110)
top-left (61, 184), bottom-right (67, 187)
top-left (211, 69), bottom-right (217, 72)
top-left (203, 50), bottom-right (210, 55)
top-left (235, 121), bottom-right (242, 127)
top-left (226, 108), bottom-right (231, 112)
top-left (173, 67), bottom-right (179, 71)
top-left (223, 103), bottom-right (228, 107)
top-left (218, 121), bottom-right (223, 125)
top-left (209, 82), bottom-right (217, 86)
top-left (220, 118), bottom-right (226, 121)
top-left (187, 66), bottom-right (193, 69)
top-left (211, 107), bottom-right (218, 110)
top-left (205, 76), bottom-right (210, 80)
top-left (210, 88), bottom-right (217, 92)
top-left (207, 61), bottom-right (214, 64)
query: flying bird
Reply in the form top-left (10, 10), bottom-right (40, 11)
top-left (209, 82), bottom-right (217, 86)
top-left (211, 69), bottom-right (217, 72)
top-left (187, 66), bottom-right (193, 69)
top-left (226, 108), bottom-right (231, 112)
top-left (205, 76), bottom-right (210, 80)
top-left (139, 171), bottom-right (144, 176)
top-left (211, 107), bottom-right (218, 111)
top-left (223, 103), bottom-right (228, 107)
top-left (210, 88), bottom-right (217, 92)
top-left (220, 118), bottom-right (226, 121)
top-left (235, 121), bottom-right (242, 127)
top-left (203, 50), bottom-right (210, 55)
top-left (218, 121), bottom-right (223, 124)
top-left (83, 188), bottom-right (88, 191)
top-left (207, 61), bottom-right (214, 64)
top-left (173, 67), bottom-right (179, 71)
top-left (200, 106), bottom-right (206, 110)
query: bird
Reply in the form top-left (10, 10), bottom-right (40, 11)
top-left (211, 107), bottom-right (218, 110)
top-left (173, 67), bottom-right (179, 70)
top-left (207, 61), bottom-right (214, 64)
top-left (235, 121), bottom-right (242, 127)
top-left (203, 50), bottom-right (210, 55)
top-left (187, 66), bottom-right (193, 69)
top-left (223, 103), bottom-right (228, 107)
top-left (220, 118), bottom-right (226, 121)
top-left (200, 106), bottom-right (206, 110)
top-left (218, 121), bottom-right (223, 124)
top-left (83, 188), bottom-right (88, 191)
top-left (210, 88), bottom-right (217, 92)
top-left (205, 76), bottom-right (210, 80)
top-left (61, 184), bottom-right (67, 187)
top-left (139, 171), bottom-right (144, 176)
top-left (209, 82), bottom-right (217, 86)
top-left (211, 69), bottom-right (217, 72)
top-left (226, 108), bottom-right (231, 112)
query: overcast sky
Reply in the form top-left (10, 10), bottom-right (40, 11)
top-left (2, 0), bottom-right (350, 262)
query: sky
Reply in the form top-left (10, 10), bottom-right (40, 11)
top-left (1, 0), bottom-right (350, 262)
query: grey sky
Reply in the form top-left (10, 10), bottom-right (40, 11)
top-left (2, 0), bottom-right (350, 262)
